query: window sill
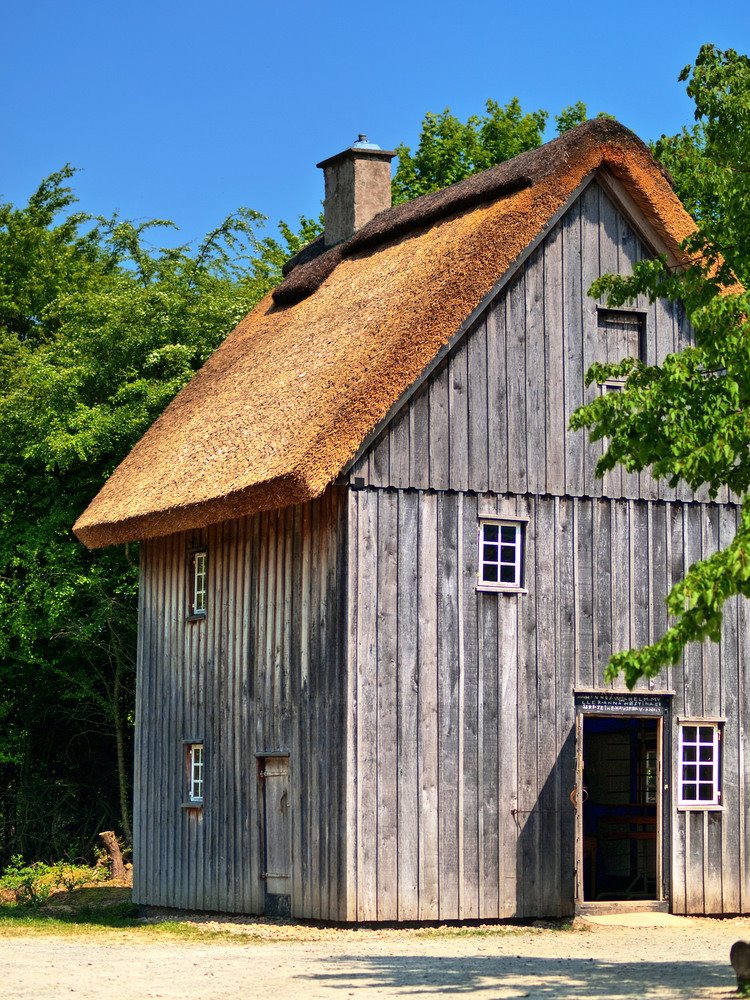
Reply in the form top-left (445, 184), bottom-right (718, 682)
top-left (677, 804), bottom-right (723, 812)
top-left (186, 613), bottom-right (206, 623)
top-left (181, 801), bottom-right (204, 810)
top-left (476, 585), bottom-right (527, 595)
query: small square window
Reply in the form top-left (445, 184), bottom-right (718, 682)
top-left (187, 743), bottom-right (204, 804)
top-left (477, 518), bottom-right (525, 592)
top-left (678, 722), bottom-right (721, 807)
top-left (188, 549), bottom-right (207, 619)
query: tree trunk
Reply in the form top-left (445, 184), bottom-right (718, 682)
top-left (98, 830), bottom-right (127, 879)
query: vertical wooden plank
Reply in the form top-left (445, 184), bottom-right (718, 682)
top-left (396, 491), bottom-right (419, 919)
top-left (506, 271), bottom-right (528, 494)
top-left (544, 221), bottom-right (566, 495)
top-left (460, 494), bottom-right (480, 919)
top-left (738, 582), bottom-right (750, 912)
top-left (298, 503), bottom-right (312, 917)
top-left (410, 387), bottom-right (430, 489)
top-left (535, 497), bottom-right (560, 915)
top-left (563, 194), bottom-right (585, 497)
top-left (437, 492), bottom-right (460, 919)
top-left (498, 550), bottom-right (519, 916)
top-left (721, 511), bottom-right (741, 914)
top-left (371, 432), bottom-right (390, 488)
top-left (580, 182), bottom-right (602, 497)
top-left (576, 500), bottom-right (595, 689)
top-left (418, 491), bottom-right (440, 919)
top-left (557, 498), bottom-right (577, 914)
top-left (389, 407), bottom-right (410, 489)
top-left (630, 501), bottom-right (651, 692)
top-left (594, 500), bottom-right (613, 688)
top-left (344, 493), bottom-right (359, 921)
top-left (356, 490), bottom-right (378, 920)
top-left (516, 496), bottom-right (538, 917)
top-left (467, 319), bottom-right (489, 493)
top-left (525, 245), bottom-right (546, 495)
top-left (449, 341), bottom-right (470, 492)
top-left (486, 295), bottom-right (509, 493)
top-left (312, 497), bottom-right (327, 919)
top-left (376, 490), bottom-right (399, 920)
top-left (248, 515), bottom-right (263, 915)
top-left (478, 585), bottom-right (499, 917)
top-left (428, 363), bottom-right (450, 490)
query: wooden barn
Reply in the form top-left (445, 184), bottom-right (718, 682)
top-left (75, 119), bottom-right (750, 921)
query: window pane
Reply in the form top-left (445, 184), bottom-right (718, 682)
top-left (500, 564), bottom-right (517, 584)
top-left (483, 524), bottom-right (499, 542)
top-left (683, 746), bottom-right (696, 762)
top-left (682, 783), bottom-right (697, 801)
top-left (500, 545), bottom-right (516, 563)
top-left (698, 784), bottom-right (715, 801)
top-left (683, 726), bottom-right (697, 743)
top-left (483, 544), bottom-right (499, 562)
top-left (683, 765), bottom-right (696, 782)
top-left (699, 765), bottom-right (714, 782)
top-left (500, 525), bottom-right (516, 544)
top-left (699, 726), bottom-right (715, 743)
top-left (699, 746), bottom-right (714, 762)
top-left (483, 564), bottom-right (498, 583)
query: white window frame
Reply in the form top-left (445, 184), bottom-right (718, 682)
top-left (187, 742), bottom-right (204, 804)
top-left (189, 549), bottom-right (207, 618)
top-left (678, 721), bottom-right (721, 808)
top-left (476, 516), bottom-right (527, 593)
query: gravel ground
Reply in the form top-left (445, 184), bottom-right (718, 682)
top-left (1, 914), bottom-right (748, 999)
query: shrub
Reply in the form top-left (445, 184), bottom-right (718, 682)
top-left (0, 855), bottom-right (53, 907)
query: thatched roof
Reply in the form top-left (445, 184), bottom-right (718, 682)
top-left (74, 119), bottom-right (696, 548)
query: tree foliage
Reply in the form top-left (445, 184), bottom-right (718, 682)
top-left (391, 98), bottom-right (606, 204)
top-left (571, 45), bottom-right (750, 687)
top-left (0, 167), bottom-right (319, 860)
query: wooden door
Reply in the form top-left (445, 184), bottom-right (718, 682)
top-left (260, 755), bottom-right (291, 915)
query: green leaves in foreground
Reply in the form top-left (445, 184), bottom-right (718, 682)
top-left (571, 45), bottom-right (750, 686)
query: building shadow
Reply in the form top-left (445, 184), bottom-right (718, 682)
top-left (298, 953), bottom-right (731, 997)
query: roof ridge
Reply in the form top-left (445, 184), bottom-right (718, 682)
top-left (273, 119), bottom-right (663, 308)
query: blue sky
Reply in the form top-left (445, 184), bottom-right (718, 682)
top-left (3, 1), bottom-right (749, 250)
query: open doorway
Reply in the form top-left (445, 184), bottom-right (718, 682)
top-left (580, 715), bottom-right (661, 902)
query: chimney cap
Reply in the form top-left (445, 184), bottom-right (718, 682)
top-left (316, 137), bottom-right (396, 170)
top-left (352, 134), bottom-right (381, 150)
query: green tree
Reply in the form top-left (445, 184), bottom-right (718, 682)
top-left (0, 167), bottom-right (319, 859)
top-left (570, 45), bottom-right (750, 688)
top-left (392, 98), bottom-right (609, 204)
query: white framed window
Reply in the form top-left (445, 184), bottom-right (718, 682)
top-left (187, 742), bottom-right (204, 804)
top-left (477, 517), bottom-right (526, 592)
top-left (188, 549), bottom-right (207, 618)
top-left (678, 722), bottom-right (721, 807)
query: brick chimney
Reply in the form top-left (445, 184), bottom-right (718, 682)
top-left (317, 136), bottom-right (396, 248)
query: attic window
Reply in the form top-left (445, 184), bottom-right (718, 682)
top-left (597, 308), bottom-right (645, 388)
top-left (188, 549), bottom-right (207, 619)
top-left (477, 517), bottom-right (527, 593)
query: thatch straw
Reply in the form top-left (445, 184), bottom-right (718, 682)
top-left (74, 120), bottom-right (695, 548)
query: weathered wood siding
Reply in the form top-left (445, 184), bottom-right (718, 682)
top-left (133, 489), bottom-right (348, 918)
top-left (347, 180), bottom-right (724, 506)
top-left (346, 488), bottom-right (748, 918)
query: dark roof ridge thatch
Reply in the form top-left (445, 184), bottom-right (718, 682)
top-left (273, 118), bottom-right (669, 308)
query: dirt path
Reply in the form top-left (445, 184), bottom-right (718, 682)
top-left (1, 915), bottom-right (747, 999)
